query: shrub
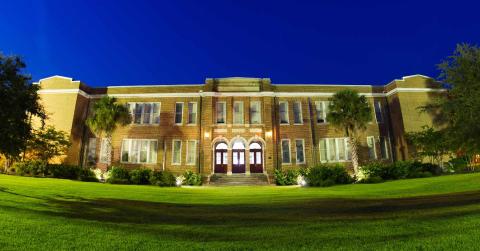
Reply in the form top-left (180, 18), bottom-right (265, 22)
top-left (306, 164), bottom-right (353, 187)
top-left (361, 161), bottom-right (441, 181)
top-left (360, 162), bottom-right (385, 180)
top-left (79, 168), bottom-right (98, 182)
top-left (14, 160), bottom-right (48, 176)
top-left (358, 176), bottom-right (383, 184)
top-left (129, 169), bottom-right (152, 185)
top-left (183, 170), bottom-right (202, 186)
top-left (106, 166), bottom-right (130, 184)
top-left (448, 157), bottom-right (469, 172)
top-left (150, 171), bottom-right (176, 186)
top-left (48, 164), bottom-right (82, 179)
top-left (274, 169), bottom-right (298, 185)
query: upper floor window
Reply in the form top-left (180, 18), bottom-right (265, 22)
top-left (127, 102), bottom-right (160, 125)
top-left (216, 102), bottom-right (226, 124)
top-left (374, 101), bottom-right (383, 123)
top-left (250, 101), bottom-right (261, 124)
top-left (319, 138), bottom-right (351, 162)
top-left (187, 102), bottom-right (197, 124)
top-left (233, 101), bottom-right (244, 124)
top-left (121, 139), bottom-right (157, 164)
top-left (175, 102), bottom-right (183, 124)
top-left (293, 101), bottom-right (303, 124)
top-left (281, 139), bottom-right (291, 164)
top-left (279, 101), bottom-right (289, 124)
top-left (315, 101), bottom-right (329, 124)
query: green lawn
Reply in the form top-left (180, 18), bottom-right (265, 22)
top-left (1, 174), bottom-right (480, 250)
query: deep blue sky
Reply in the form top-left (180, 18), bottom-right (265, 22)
top-left (1, 1), bottom-right (479, 87)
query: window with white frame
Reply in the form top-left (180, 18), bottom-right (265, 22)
top-left (374, 101), bottom-right (383, 123)
top-left (87, 138), bottom-right (97, 164)
top-left (250, 101), bottom-right (261, 124)
top-left (319, 138), bottom-right (351, 162)
top-left (175, 102), bottom-right (183, 124)
top-left (279, 101), bottom-right (289, 124)
top-left (379, 136), bottom-right (390, 159)
top-left (187, 102), bottom-right (197, 124)
top-left (233, 101), bottom-right (244, 124)
top-left (127, 102), bottom-right (161, 125)
top-left (99, 138), bottom-right (110, 164)
top-left (186, 140), bottom-right (197, 165)
top-left (121, 139), bottom-right (157, 164)
top-left (315, 101), bottom-right (329, 124)
top-left (295, 139), bottom-right (305, 164)
top-left (367, 136), bottom-right (377, 160)
top-left (216, 102), bottom-right (226, 124)
top-left (172, 140), bottom-right (182, 164)
top-left (281, 139), bottom-right (291, 164)
top-left (293, 102), bottom-right (303, 124)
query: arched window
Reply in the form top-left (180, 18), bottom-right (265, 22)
top-left (232, 141), bottom-right (245, 150)
top-left (216, 142), bottom-right (228, 150)
top-left (249, 142), bottom-right (261, 149)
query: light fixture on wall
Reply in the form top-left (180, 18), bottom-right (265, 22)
top-left (204, 132), bottom-right (210, 138)
top-left (265, 131), bottom-right (272, 138)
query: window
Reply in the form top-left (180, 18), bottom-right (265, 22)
top-left (315, 101), bottom-right (329, 123)
top-left (281, 139), bottom-right (291, 164)
top-left (175, 102), bottom-right (183, 124)
top-left (127, 102), bottom-right (161, 125)
top-left (250, 101), bottom-right (261, 124)
top-left (87, 138), bottom-right (97, 164)
top-left (233, 101), bottom-right (244, 124)
top-left (379, 136), bottom-right (390, 159)
top-left (186, 140), bottom-right (197, 165)
top-left (319, 138), bottom-right (351, 162)
top-left (120, 139), bottom-right (157, 164)
top-left (295, 139), bottom-right (305, 164)
top-left (99, 138), bottom-right (110, 164)
top-left (216, 102), bottom-right (226, 124)
top-left (367, 136), bottom-right (377, 160)
top-left (279, 101), bottom-right (289, 124)
top-left (187, 102), bottom-right (197, 124)
top-left (374, 101), bottom-right (383, 123)
top-left (293, 102), bottom-right (303, 124)
top-left (172, 140), bottom-right (182, 164)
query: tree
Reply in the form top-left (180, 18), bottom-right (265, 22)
top-left (0, 53), bottom-right (46, 167)
top-left (25, 126), bottom-right (71, 163)
top-left (327, 90), bottom-right (373, 176)
top-left (85, 96), bottom-right (131, 165)
top-left (405, 126), bottom-right (450, 168)
top-left (422, 44), bottom-right (480, 164)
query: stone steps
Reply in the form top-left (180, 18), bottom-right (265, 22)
top-left (208, 174), bottom-right (270, 186)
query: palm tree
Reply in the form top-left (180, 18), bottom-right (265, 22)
top-left (327, 90), bottom-right (372, 176)
top-left (86, 96), bottom-right (131, 165)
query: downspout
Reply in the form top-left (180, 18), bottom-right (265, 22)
top-left (308, 98), bottom-right (317, 166)
top-left (273, 96), bottom-right (280, 170)
top-left (198, 94), bottom-right (203, 174)
top-left (162, 140), bottom-right (166, 171)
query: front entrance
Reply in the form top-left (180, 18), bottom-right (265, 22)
top-left (232, 141), bottom-right (245, 173)
top-left (249, 142), bottom-right (263, 173)
top-left (214, 143), bottom-right (228, 173)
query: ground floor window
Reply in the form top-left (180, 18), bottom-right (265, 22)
top-left (172, 140), bottom-right (182, 165)
top-left (319, 138), bottom-right (351, 162)
top-left (367, 136), bottom-right (377, 160)
top-left (87, 138), bottom-right (97, 164)
top-left (99, 138), bottom-right (110, 164)
top-left (186, 140), bottom-right (197, 165)
top-left (121, 139), bottom-right (157, 164)
top-left (281, 139), bottom-right (291, 164)
top-left (295, 139), bottom-right (305, 164)
top-left (379, 136), bottom-right (390, 159)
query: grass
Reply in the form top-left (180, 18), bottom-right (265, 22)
top-left (1, 174), bottom-right (480, 250)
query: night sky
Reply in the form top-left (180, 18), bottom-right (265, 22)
top-left (1, 0), bottom-right (479, 86)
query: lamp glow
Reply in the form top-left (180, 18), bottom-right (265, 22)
top-left (204, 132), bottom-right (210, 138)
top-left (265, 131), bottom-right (272, 138)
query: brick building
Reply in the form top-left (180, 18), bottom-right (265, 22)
top-left (35, 75), bottom-right (444, 179)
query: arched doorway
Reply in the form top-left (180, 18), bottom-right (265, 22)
top-left (232, 140), bottom-right (246, 173)
top-left (214, 142), bottom-right (228, 173)
top-left (249, 142), bottom-right (263, 173)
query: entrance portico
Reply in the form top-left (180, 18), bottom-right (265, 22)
top-left (212, 136), bottom-right (265, 175)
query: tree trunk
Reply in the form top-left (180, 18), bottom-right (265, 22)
top-left (349, 136), bottom-right (359, 176)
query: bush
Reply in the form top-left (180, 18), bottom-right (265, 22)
top-left (79, 168), bottom-right (98, 182)
top-left (448, 157), bottom-right (469, 172)
top-left (306, 164), bottom-right (353, 187)
top-left (14, 160), bottom-right (48, 176)
top-left (274, 169), bottom-right (298, 185)
top-left (48, 164), bottom-right (82, 179)
top-left (106, 166), bottom-right (130, 184)
top-left (361, 161), bottom-right (441, 181)
top-left (129, 169), bottom-right (152, 185)
top-left (150, 171), bottom-right (176, 186)
top-left (183, 170), bottom-right (202, 186)
top-left (358, 176), bottom-right (383, 184)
